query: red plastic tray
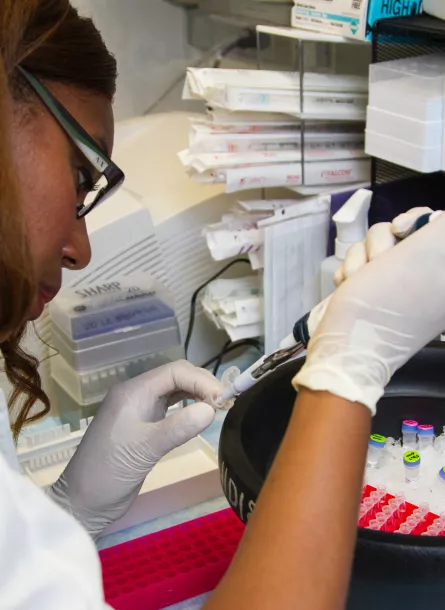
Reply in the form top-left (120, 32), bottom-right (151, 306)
top-left (359, 484), bottom-right (441, 534)
top-left (99, 508), bottom-right (245, 610)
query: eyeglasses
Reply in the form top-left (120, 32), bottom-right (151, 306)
top-left (17, 66), bottom-right (125, 219)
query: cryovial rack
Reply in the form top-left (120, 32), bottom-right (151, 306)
top-left (359, 485), bottom-right (444, 536)
top-left (99, 508), bottom-right (245, 610)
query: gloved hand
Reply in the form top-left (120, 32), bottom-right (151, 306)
top-left (333, 207), bottom-right (438, 287)
top-left (293, 210), bottom-right (445, 415)
top-left (47, 360), bottom-right (222, 539)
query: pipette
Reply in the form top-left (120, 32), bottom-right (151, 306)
top-left (217, 211), bottom-right (437, 406)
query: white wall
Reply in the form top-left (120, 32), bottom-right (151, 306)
top-left (71, 0), bottom-right (202, 120)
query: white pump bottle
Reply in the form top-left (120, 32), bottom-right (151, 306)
top-left (320, 188), bottom-right (372, 300)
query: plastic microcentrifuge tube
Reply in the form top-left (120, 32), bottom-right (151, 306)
top-left (399, 523), bottom-right (412, 535)
top-left (214, 366), bottom-right (240, 410)
top-left (419, 502), bottom-right (429, 517)
top-left (402, 420), bottom-right (418, 449)
top-left (396, 493), bottom-right (406, 514)
top-left (418, 424), bottom-right (435, 451)
top-left (367, 434), bottom-right (386, 467)
top-left (403, 450), bottom-right (421, 483)
top-left (364, 498), bottom-right (373, 510)
top-left (383, 506), bottom-right (392, 518)
top-left (369, 519), bottom-right (380, 531)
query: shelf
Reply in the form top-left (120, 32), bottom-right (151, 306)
top-left (195, 0), bottom-right (292, 28)
top-left (375, 13), bottom-right (445, 38)
top-left (290, 181), bottom-right (369, 197)
top-left (256, 24), bottom-right (362, 44)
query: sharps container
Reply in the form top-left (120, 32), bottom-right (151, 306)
top-left (403, 450), bottom-right (421, 483)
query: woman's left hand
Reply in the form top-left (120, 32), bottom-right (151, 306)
top-left (47, 360), bottom-right (222, 539)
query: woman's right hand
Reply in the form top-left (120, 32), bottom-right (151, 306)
top-left (333, 207), bottom-right (436, 287)
top-left (294, 208), bottom-right (445, 415)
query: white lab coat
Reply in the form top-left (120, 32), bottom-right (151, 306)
top-left (0, 390), bottom-right (109, 609)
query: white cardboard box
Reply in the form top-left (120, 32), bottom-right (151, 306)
top-left (291, 1), bottom-right (423, 42)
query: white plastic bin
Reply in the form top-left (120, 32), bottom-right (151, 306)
top-left (366, 106), bottom-right (443, 149)
top-left (365, 130), bottom-right (442, 173)
top-left (369, 54), bottom-right (445, 122)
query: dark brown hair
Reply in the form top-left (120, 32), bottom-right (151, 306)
top-left (0, 0), bottom-right (117, 439)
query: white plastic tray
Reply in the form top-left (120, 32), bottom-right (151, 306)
top-left (18, 421), bottom-right (222, 536)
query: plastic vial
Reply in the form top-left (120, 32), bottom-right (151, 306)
top-left (367, 434), bottom-right (386, 467)
top-left (402, 420), bottom-right (418, 449)
top-left (417, 424), bottom-right (435, 451)
top-left (403, 450), bottom-right (421, 483)
top-left (419, 502), bottom-right (430, 517)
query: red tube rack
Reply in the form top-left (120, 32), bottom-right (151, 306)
top-left (99, 508), bottom-right (245, 610)
top-left (359, 484), bottom-right (442, 535)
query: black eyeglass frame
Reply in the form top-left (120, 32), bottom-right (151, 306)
top-left (18, 66), bottom-right (125, 218)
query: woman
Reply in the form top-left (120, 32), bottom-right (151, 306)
top-left (2, 1), bottom-right (445, 608)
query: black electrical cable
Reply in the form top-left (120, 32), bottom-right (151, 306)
top-left (184, 258), bottom-right (251, 359)
top-left (201, 338), bottom-right (262, 371)
top-left (212, 29), bottom-right (257, 69)
top-left (212, 339), bottom-right (263, 376)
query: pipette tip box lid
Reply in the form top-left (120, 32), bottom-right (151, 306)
top-left (49, 274), bottom-right (175, 342)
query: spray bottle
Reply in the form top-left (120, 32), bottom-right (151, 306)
top-left (320, 189), bottom-right (372, 300)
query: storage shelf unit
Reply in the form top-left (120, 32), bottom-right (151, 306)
top-left (256, 24), bottom-right (370, 190)
top-left (370, 14), bottom-right (445, 224)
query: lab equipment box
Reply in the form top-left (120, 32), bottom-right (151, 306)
top-left (51, 317), bottom-right (181, 371)
top-left (369, 54), bottom-right (445, 122)
top-left (49, 274), bottom-right (175, 341)
top-left (51, 345), bottom-right (184, 406)
top-left (292, 0), bottom-right (423, 42)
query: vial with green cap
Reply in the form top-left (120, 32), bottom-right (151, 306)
top-left (403, 450), bottom-right (421, 483)
top-left (367, 434), bottom-right (386, 468)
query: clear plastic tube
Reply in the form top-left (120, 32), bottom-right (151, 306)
top-left (403, 450), bottom-right (421, 483)
top-left (419, 502), bottom-right (430, 517)
top-left (367, 435), bottom-right (386, 467)
top-left (396, 493), bottom-right (406, 514)
top-left (377, 514), bottom-right (386, 526)
top-left (377, 485), bottom-right (386, 497)
top-left (382, 506), bottom-right (392, 518)
top-left (418, 425), bottom-right (435, 451)
top-left (399, 523), bottom-right (412, 535)
top-left (402, 420), bottom-right (418, 449)
top-left (369, 519), bottom-right (380, 530)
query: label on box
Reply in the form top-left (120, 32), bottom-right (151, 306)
top-left (292, 0), bottom-right (423, 41)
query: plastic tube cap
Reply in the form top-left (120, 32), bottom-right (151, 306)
top-left (403, 450), bottom-right (421, 468)
top-left (369, 433), bottom-right (386, 449)
top-left (418, 424), bottom-right (434, 436)
top-left (402, 420), bottom-right (419, 432)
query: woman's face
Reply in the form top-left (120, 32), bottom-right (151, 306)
top-left (11, 83), bottom-right (114, 321)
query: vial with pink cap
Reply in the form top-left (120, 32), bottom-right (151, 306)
top-left (417, 424), bottom-right (435, 451)
top-left (402, 420), bottom-right (418, 450)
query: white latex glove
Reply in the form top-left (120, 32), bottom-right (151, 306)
top-left (47, 360), bottom-right (222, 539)
top-left (293, 211), bottom-right (445, 415)
top-left (333, 207), bottom-right (437, 287)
